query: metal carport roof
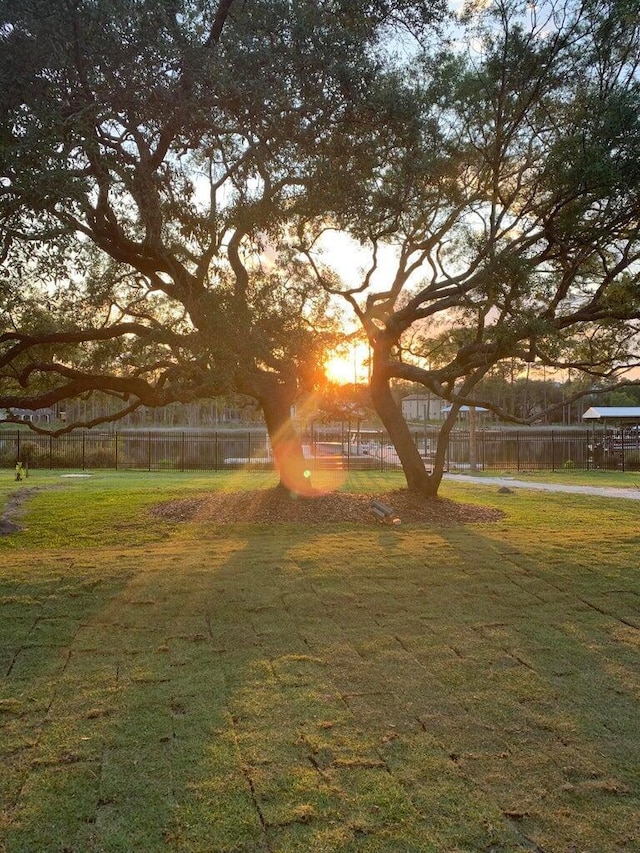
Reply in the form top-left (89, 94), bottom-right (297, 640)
top-left (583, 406), bottom-right (640, 421)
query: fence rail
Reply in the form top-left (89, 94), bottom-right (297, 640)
top-left (2, 427), bottom-right (639, 473)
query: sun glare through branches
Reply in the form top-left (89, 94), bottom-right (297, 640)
top-left (323, 342), bottom-right (371, 385)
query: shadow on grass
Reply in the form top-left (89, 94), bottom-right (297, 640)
top-left (2, 521), bottom-right (639, 852)
top-left (432, 525), bottom-right (640, 852)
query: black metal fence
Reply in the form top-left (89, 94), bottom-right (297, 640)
top-left (3, 426), bottom-right (639, 473)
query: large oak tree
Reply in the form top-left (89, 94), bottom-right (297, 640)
top-left (300, 0), bottom-right (640, 495)
top-left (0, 0), bottom-right (444, 493)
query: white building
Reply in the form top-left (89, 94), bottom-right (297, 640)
top-left (1, 407), bottom-right (54, 424)
top-left (401, 394), bottom-right (444, 422)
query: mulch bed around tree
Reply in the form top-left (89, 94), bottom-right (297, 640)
top-left (149, 488), bottom-right (504, 526)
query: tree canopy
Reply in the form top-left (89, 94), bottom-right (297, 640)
top-left (0, 0), bottom-right (445, 492)
top-left (298, 0), bottom-right (640, 494)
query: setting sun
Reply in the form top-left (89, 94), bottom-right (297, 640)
top-left (324, 342), bottom-right (371, 385)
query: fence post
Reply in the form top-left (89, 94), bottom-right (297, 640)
top-left (49, 434), bottom-right (53, 470)
top-left (181, 432), bottom-right (185, 472)
top-left (148, 431), bottom-right (152, 471)
top-left (16, 431), bottom-right (20, 464)
top-left (516, 432), bottom-right (520, 472)
top-left (82, 433), bottom-right (85, 470)
top-left (115, 433), bottom-right (118, 471)
top-left (551, 430), bottom-right (555, 472)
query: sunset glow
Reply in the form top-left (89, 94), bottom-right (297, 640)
top-left (323, 343), bottom-right (370, 385)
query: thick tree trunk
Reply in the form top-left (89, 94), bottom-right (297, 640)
top-left (260, 388), bottom-right (312, 496)
top-left (370, 358), bottom-right (439, 496)
top-left (238, 367), bottom-right (311, 496)
top-left (430, 407), bottom-right (462, 493)
top-left (370, 353), bottom-right (467, 498)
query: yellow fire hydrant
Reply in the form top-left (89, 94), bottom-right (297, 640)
top-left (15, 461), bottom-right (24, 481)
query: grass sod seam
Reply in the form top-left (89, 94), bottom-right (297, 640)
top-left (0, 471), bottom-right (638, 851)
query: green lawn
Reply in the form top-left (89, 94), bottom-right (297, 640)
top-left (0, 471), bottom-right (638, 852)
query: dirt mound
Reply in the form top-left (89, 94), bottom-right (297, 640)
top-left (149, 488), bottom-right (504, 526)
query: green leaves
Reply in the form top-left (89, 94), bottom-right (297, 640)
top-left (0, 0), bottom-right (454, 445)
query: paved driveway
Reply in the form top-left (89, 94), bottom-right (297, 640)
top-left (444, 473), bottom-right (640, 501)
